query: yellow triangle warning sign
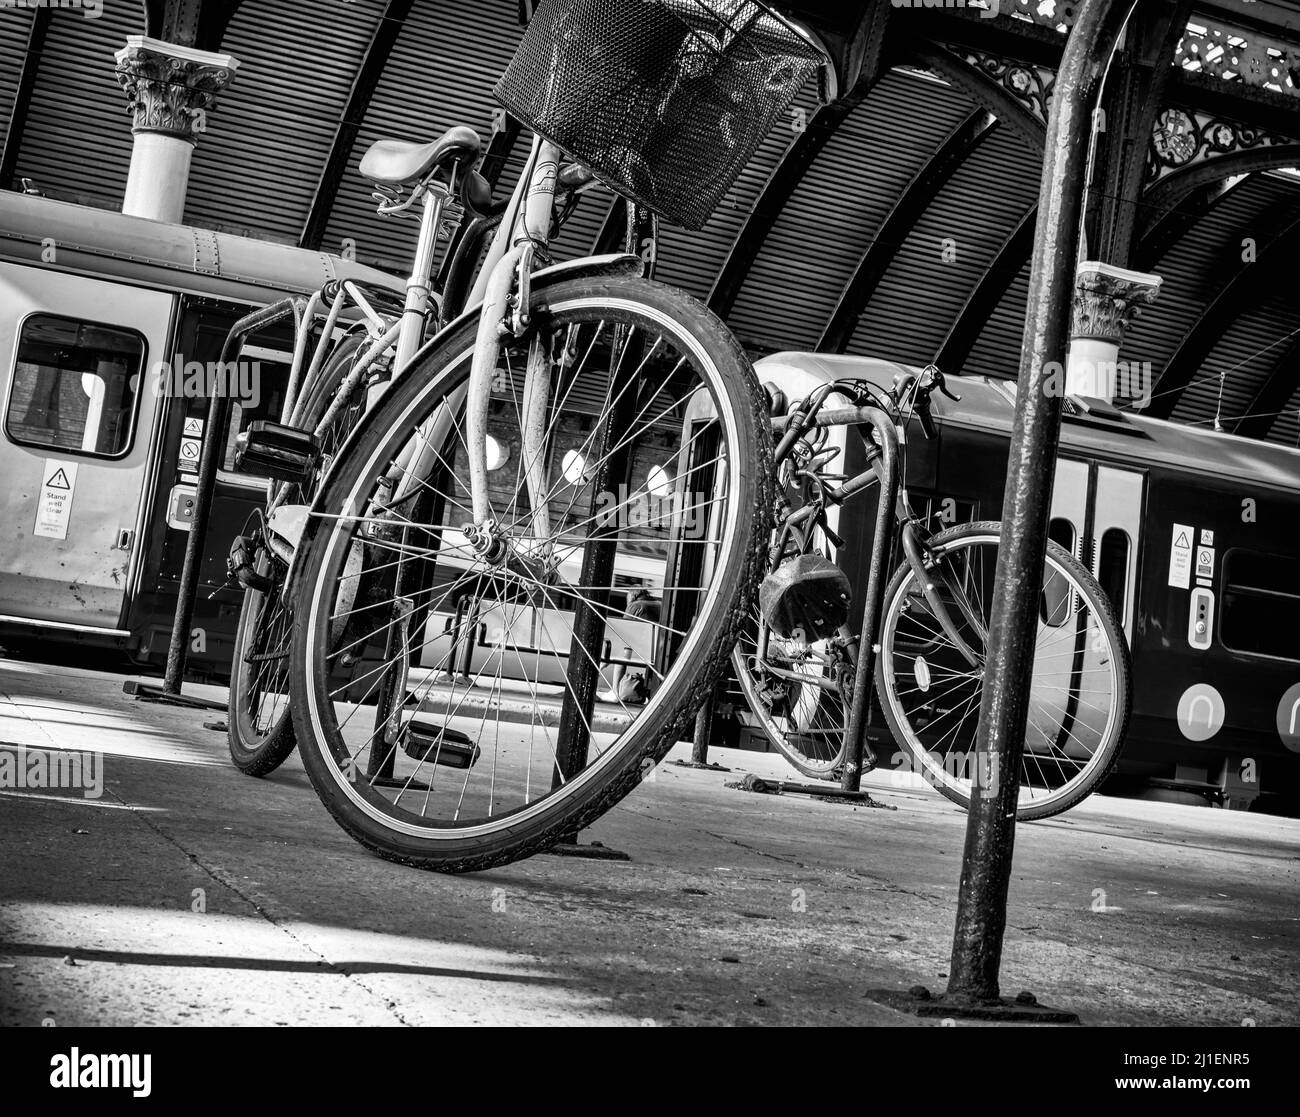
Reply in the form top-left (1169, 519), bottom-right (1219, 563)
top-left (1173, 531), bottom-right (1190, 549)
top-left (45, 467), bottom-right (71, 490)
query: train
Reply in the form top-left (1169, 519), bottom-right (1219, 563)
top-left (2, 188), bottom-right (1298, 811)
top-left (739, 352), bottom-right (1300, 813)
top-left (0, 188), bottom-right (404, 675)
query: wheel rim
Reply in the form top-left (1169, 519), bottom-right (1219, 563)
top-left (300, 295), bottom-right (750, 841)
top-left (732, 609), bottom-right (848, 777)
top-left (879, 533), bottom-right (1121, 813)
top-left (235, 556), bottom-right (292, 745)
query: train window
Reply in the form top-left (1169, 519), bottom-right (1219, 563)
top-left (1096, 528), bottom-right (1130, 622)
top-left (1221, 549), bottom-right (1300, 661)
top-left (1041, 517), bottom-right (1076, 626)
top-left (4, 314), bottom-right (145, 459)
top-left (1048, 517), bottom-right (1076, 556)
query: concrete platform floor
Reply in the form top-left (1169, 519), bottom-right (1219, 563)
top-left (1, 657), bottom-right (1296, 1027)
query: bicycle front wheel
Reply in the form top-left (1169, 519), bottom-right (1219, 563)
top-left (875, 520), bottom-right (1130, 820)
top-left (290, 275), bottom-right (772, 871)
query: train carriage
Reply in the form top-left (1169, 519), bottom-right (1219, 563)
top-left (0, 189), bottom-right (404, 675)
top-left (3, 185), bottom-right (1299, 812)
top-left (748, 352), bottom-right (1300, 812)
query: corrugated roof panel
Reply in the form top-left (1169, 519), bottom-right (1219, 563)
top-left (1171, 295), bottom-right (1300, 428)
top-left (1122, 173), bottom-right (1300, 416)
top-left (728, 68), bottom-right (970, 353)
top-left (183, 0), bottom-right (386, 241)
top-left (0, 7), bottom-right (35, 160)
top-left (321, 0), bottom-right (524, 272)
top-left (963, 264), bottom-right (1029, 381)
top-left (15, 6), bottom-right (139, 209)
top-left (649, 78), bottom-right (821, 308)
top-left (1271, 382), bottom-right (1300, 446)
top-left (849, 122), bottom-right (1042, 366)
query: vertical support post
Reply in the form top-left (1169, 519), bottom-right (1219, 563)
top-left (552, 332), bottom-right (642, 836)
top-left (163, 383), bottom-right (229, 694)
top-left (115, 36), bottom-right (238, 223)
top-left (946, 0), bottom-right (1135, 1002)
top-left (690, 692), bottom-right (714, 766)
top-left (840, 417), bottom-right (898, 792)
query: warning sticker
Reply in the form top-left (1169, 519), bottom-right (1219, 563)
top-left (1196, 545), bottom-right (1216, 579)
top-left (34, 459), bottom-right (78, 540)
top-left (183, 416), bottom-right (205, 438)
top-left (1200, 528), bottom-right (1215, 546)
top-left (178, 437), bottom-right (202, 472)
top-left (1168, 523), bottom-right (1193, 589)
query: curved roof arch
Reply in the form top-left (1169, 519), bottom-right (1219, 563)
top-left (1, 0), bottom-right (1299, 443)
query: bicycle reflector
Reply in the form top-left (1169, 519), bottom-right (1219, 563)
top-left (759, 553), bottom-right (852, 641)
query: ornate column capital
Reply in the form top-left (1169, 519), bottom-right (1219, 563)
top-left (1070, 260), bottom-right (1163, 344)
top-left (114, 36), bottom-right (238, 144)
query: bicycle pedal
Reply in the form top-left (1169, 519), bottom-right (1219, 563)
top-left (234, 421), bottom-right (320, 483)
top-left (226, 534), bottom-right (274, 593)
top-left (401, 720), bottom-right (479, 769)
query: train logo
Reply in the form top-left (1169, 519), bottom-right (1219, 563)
top-left (1177, 683), bottom-right (1225, 742)
top-left (1277, 683), bottom-right (1300, 754)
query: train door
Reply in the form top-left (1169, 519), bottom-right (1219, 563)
top-left (1042, 456), bottom-right (1145, 758)
top-left (130, 296), bottom-right (297, 673)
top-left (0, 263), bottom-right (173, 633)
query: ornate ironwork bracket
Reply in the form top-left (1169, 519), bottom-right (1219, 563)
top-left (1145, 105), bottom-right (1288, 184)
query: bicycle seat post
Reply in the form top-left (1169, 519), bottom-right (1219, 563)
top-left (388, 173), bottom-right (454, 389)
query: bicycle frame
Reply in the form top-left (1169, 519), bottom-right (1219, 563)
top-left (766, 386), bottom-right (987, 779)
top-left (387, 136), bottom-right (572, 556)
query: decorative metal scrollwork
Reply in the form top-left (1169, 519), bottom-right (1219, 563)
top-left (1146, 106), bottom-right (1288, 183)
top-left (960, 50), bottom-right (1056, 127)
top-left (1175, 13), bottom-right (1299, 100)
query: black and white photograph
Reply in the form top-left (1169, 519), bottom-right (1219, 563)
top-left (0, 0), bottom-right (1295, 1070)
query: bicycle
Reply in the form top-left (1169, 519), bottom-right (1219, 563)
top-left (733, 365), bottom-right (1132, 820)
top-left (279, 0), bottom-right (826, 870)
top-left (226, 127), bottom-right (506, 775)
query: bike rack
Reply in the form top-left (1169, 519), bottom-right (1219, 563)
top-left (125, 298), bottom-right (305, 709)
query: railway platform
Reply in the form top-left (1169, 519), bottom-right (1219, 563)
top-left (1, 657), bottom-right (1296, 1027)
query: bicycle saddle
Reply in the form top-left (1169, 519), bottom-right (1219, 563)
top-left (359, 126), bottom-right (482, 186)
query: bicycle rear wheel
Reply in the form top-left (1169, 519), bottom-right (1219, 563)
top-left (874, 520), bottom-right (1130, 820)
top-left (731, 525), bottom-right (852, 780)
top-left (289, 275), bottom-right (772, 871)
top-left (227, 335), bottom-right (368, 775)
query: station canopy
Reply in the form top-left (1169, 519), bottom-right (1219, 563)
top-left (2, 0), bottom-right (1300, 444)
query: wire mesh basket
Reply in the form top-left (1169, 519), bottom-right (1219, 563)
top-left (494, 0), bottom-right (826, 230)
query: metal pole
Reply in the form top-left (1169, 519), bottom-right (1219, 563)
top-left (163, 298), bottom-right (302, 694)
top-left (840, 412), bottom-right (898, 792)
top-left (947, 0), bottom-right (1137, 1001)
top-left (690, 692), bottom-right (714, 766)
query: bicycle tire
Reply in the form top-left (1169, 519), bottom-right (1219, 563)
top-left (874, 520), bottom-right (1131, 820)
top-left (227, 334), bottom-right (368, 776)
top-left (289, 274), bottom-right (773, 871)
